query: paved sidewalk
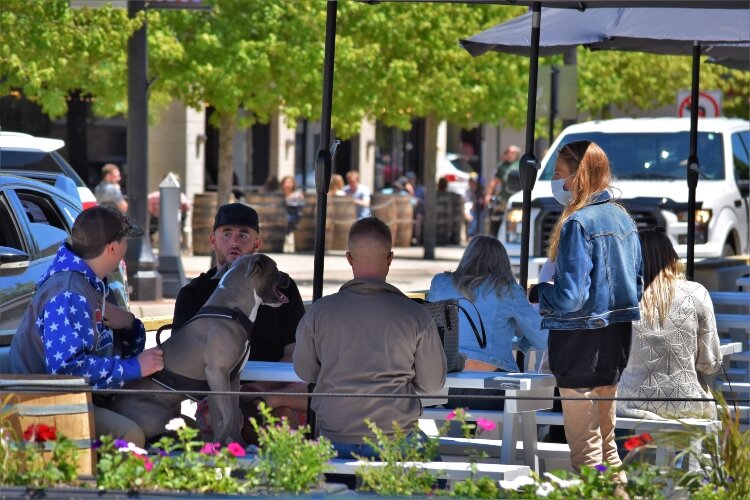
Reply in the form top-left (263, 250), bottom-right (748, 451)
top-left (130, 245), bottom-right (466, 319)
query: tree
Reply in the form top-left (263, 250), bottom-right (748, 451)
top-left (152, 0), bottom-right (328, 206)
top-left (0, 0), bottom-right (143, 118)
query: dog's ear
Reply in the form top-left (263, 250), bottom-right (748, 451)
top-left (246, 254), bottom-right (264, 277)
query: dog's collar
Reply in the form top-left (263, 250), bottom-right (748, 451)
top-left (192, 305), bottom-right (255, 336)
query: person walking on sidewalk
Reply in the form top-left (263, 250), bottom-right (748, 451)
top-left (529, 140), bottom-right (643, 480)
top-left (172, 203), bottom-right (307, 442)
top-left (94, 163), bottom-right (128, 213)
top-left (9, 206), bottom-right (163, 447)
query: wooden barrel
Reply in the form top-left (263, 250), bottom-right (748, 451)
top-left (191, 192), bottom-right (217, 256)
top-left (395, 195), bottom-right (414, 248)
top-left (449, 192), bottom-right (464, 244)
top-left (371, 193), bottom-right (398, 243)
top-left (245, 192), bottom-right (287, 253)
top-left (293, 193), bottom-right (333, 252)
top-left (436, 192), bottom-right (453, 245)
top-left (331, 196), bottom-right (357, 250)
top-left (0, 375), bottom-right (96, 476)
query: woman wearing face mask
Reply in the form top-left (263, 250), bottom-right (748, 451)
top-left (530, 140), bottom-right (643, 478)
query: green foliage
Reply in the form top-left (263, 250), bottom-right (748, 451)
top-left (96, 418), bottom-right (248, 494)
top-left (355, 419), bottom-right (440, 496)
top-left (250, 402), bottom-right (335, 494)
top-left (0, 418), bottom-right (79, 490)
top-left (0, 0), bottom-right (142, 118)
top-left (677, 393), bottom-right (750, 497)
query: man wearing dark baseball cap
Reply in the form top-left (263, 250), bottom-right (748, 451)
top-left (172, 202), bottom-right (307, 442)
top-left (10, 206), bottom-right (164, 447)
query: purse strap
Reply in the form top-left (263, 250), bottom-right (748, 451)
top-left (455, 297), bottom-right (487, 349)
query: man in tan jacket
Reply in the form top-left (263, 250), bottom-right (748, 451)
top-left (294, 217), bottom-right (447, 458)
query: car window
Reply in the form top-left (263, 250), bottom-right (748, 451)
top-left (16, 190), bottom-right (70, 258)
top-left (0, 149), bottom-right (61, 173)
top-left (0, 149), bottom-right (86, 188)
top-left (0, 194), bottom-right (23, 250)
top-left (732, 132), bottom-right (750, 185)
top-left (540, 132), bottom-right (725, 181)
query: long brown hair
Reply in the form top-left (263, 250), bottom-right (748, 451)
top-left (451, 235), bottom-right (514, 301)
top-left (547, 140), bottom-right (613, 260)
top-left (639, 229), bottom-right (685, 327)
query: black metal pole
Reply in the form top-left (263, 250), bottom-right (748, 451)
top-left (312, 0), bottom-right (337, 303)
top-left (686, 42), bottom-right (701, 280)
top-left (125, 0), bottom-right (161, 301)
top-left (518, 2), bottom-right (542, 291)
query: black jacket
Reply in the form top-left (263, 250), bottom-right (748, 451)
top-left (172, 267), bottom-right (305, 361)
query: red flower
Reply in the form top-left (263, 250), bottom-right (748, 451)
top-left (624, 433), bottom-right (653, 451)
top-left (23, 424), bottom-right (57, 443)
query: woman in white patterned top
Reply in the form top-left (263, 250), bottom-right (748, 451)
top-left (617, 228), bottom-right (722, 420)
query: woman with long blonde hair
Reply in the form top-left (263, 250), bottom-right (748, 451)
top-left (530, 140), bottom-right (643, 476)
top-left (618, 229), bottom-right (721, 419)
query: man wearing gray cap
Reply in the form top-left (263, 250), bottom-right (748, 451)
top-left (9, 206), bottom-right (163, 446)
top-left (172, 202), bottom-right (306, 442)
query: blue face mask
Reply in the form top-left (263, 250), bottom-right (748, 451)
top-left (551, 177), bottom-right (573, 205)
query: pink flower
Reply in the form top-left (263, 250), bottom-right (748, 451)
top-left (227, 442), bottom-right (246, 457)
top-left (134, 454), bottom-right (154, 472)
top-left (446, 410), bottom-right (457, 421)
top-left (200, 442), bottom-right (221, 455)
top-left (476, 418), bottom-right (496, 432)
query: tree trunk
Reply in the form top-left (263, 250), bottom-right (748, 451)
top-left (422, 113), bottom-right (438, 260)
top-left (217, 111), bottom-right (236, 207)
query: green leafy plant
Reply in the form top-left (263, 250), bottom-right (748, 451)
top-left (677, 393), bottom-right (750, 498)
top-left (445, 407), bottom-right (500, 499)
top-left (249, 402), bottom-right (335, 493)
top-left (96, 417), bottom-right (248, 494)
top-left (354, 419), bottom-right (440, 496)
top-left (0, 421), bottom-right (79, 490)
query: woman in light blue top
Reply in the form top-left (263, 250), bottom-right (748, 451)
top-left (428, 235), bottom-right (548, 373)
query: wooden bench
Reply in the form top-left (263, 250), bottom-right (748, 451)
top-left (325, 457), bottom-right (530, 481)
top-left (435, 437), bottom-right (572, 473)
top-left (716, 313), bottom-right (750, 335)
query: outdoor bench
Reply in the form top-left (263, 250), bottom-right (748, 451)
top-left (324, 457), bottom-right (530, 482)
top-left (535, 411), bottom-right (719, 470)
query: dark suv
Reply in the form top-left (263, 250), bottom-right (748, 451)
top-left (0, 174), bottom-right (128, 353)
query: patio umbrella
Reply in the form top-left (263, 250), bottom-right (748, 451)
top-left (461, 6), bottom-right (750, 283)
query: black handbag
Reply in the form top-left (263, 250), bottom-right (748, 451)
top-left (414, 297), bottom-right (486, 372)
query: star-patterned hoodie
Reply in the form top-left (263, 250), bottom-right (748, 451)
top-left (9, 243), bottom-right (145, 389)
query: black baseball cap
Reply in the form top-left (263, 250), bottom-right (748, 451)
top-left (71, 206), bottom-right (143, 254)
top-left (214, 203), bottom-right (260, 233)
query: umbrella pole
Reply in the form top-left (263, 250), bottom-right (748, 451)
top-left (308, 0), bottom-right (337, 440)
top-left (313, 0), bottom-right (338, 302)
top-left (519, 2), bottom-right (542, 290)
top-left (686, 42), bottom-right (700, 280)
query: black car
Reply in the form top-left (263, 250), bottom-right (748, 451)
top-left (0, 174), bottom-right (129, 350)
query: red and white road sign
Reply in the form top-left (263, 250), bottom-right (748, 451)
top-left (677, 90), bottom-right (722, 118)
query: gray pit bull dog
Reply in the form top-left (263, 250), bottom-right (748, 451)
top-left (111, 253), bottom-right (289, 444)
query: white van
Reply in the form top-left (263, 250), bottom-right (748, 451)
top-left (498, 117), bottom-right (750, 280)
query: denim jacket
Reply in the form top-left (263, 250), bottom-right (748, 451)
top-left (428, 273), bottom-right (548, 371)
top-left (537, 191), bottom-right (643, 330)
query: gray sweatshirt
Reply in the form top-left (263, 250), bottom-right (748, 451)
top-left (294, 278), bottom-right (447, 444)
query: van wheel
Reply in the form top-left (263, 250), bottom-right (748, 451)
top-left (722, 241), bottom-right (736, 257)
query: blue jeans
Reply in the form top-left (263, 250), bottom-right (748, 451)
top-left (331, 430), bottom-right (436, 460)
